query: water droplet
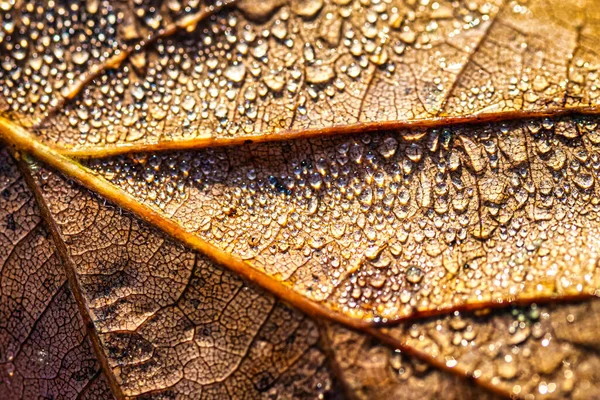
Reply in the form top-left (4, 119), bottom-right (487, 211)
top-left (306, 64), bottom-right (335, 84)
top-left (406, 265), bottom-right (424, 284)
top-left (292, 0), bottom-right (324, 18)
top-left (400, 290), bottom-right (411, 303)
top-left (215, 104), bottom-right (228, 118)
top-left (224, 63), bottom-right (246, 83)
top-left (72, 49), bottom-right (89, 65)
top-left (264, 73), bottom-right (285, 92)
top-left (574, 173), bottom-right (594, 190)
top-left (405, 144), bottom-right (423, 162)
top-left (271, 20), bottom-right (287, 40)
top-left (131, 86), bottom-right (145, 101)
top-left (347, 63), bottom-right (361, 78)
top-left (303, 43), bottom-right (315, 62)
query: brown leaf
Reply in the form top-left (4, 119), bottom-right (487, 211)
top-left (326, 300), bottom-right (600, 399)
top-left (375, 301), bottom-right (600, 399)
top-left (81, 115), bottom-right (600, 322)
top-left (324, 323), bottom-right (500, 399)
top-left (2, 0), bottom-right (600, 399)
top-left (27, 163), bottom-right (334, 398)
top-left (0, 147), bottom-right (113, 399)
top-left (4, 0), bottom-right (600, 154)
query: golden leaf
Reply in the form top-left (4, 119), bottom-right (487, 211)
top-left (1, 0), bottom-right (600, 398)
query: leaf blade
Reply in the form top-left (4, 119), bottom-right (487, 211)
top-left (26, 161), bottom-right (336, 398)
top-left (0, 146), bottom-right (115, 400)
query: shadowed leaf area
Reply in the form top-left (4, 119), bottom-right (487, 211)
top-left (1, 0), bottom-right (600, 399)
top-left (0, 148), bottom-right (112, 398)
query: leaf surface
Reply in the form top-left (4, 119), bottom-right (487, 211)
top-left (3, 0), bottom-right (600, 154)
top-left (327, 301), bottom-right (600, 399)
top-left (380, 300), bottom-right (600, 399)
top-left (324, 323), bottom-right (500, 399)
top-left (27, 162), bottom-right (335, 399)
top-left (84, 115), bottom-right (600, 322)
top-left (0, 146), bottom-right (114, 399)
top-left (2, 0), bottom-right (600, 399)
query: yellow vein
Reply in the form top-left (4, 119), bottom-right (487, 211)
top-left (34, 0), bottom-right (237, 129)
top-left (53, 106), bottom-right (600, 158)
top-left (0, 115), bottom-right (373, 331)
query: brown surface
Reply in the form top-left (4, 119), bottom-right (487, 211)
top-left (3, 0), bottom-right (600, 150)
top-left (0, 147), bottom-right (113, 399)
top-left (31, 165), bottom-right (334, 398)
top-left (380, 301), bottom-right (600, 399)
top-left (2, 0), bottom-right (600, 398)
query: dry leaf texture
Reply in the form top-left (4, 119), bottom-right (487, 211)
top-left (0, 147), bottom-right (113, 399)
top-left (1, 0), bottom-right (600, 399)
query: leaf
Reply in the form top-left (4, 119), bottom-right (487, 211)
top-left (324, 323), bottom-right (501, 399)
top-left (378, 300), bottom-right (600, 398)
top-left (24, 159), bottom-right (335, 398)
top-left (2, 0), bottom-right (600, 399)
top-left (0, 147), bottom-right (113, 398)
top-left (327, 300), bottom-right (600, 399)
top-left (83, 115), bottom-right (600, 322)
top-left (4, 0), bottom-right (599, 154)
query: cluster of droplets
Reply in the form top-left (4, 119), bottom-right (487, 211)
top-left (130, 0), bottom-right (204, 31)
top-left (399, 302), bottom-right (600, 399)
top-left (51, 0), bottom-right (495, 147)
top-left (387, 348), bottom-right (436, 383)
top-left (90, 151), bottom-right (208, 209)
top-left (89, 116), bottom-right (600, 319)
top-left (450, 0), bottom-right (600, 117)
top-left (567, 47), bottom-right (600, 106)
top-left (127, 1), bottom-right (236, 35)
top-left (422, 0), bottom-right (600, 119)
top-left (332, 119), bottom-right (600, 317)
top-left (0, 0), bottom-right (122, 123)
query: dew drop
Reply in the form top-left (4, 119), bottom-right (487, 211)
top-left (224, 63), bottom-right (246, 83)
top-left (303, 43), bottom-right (316, 62)
top-left (347, 63), bottom-right (361, 78)
top-left (306, 64), bottom-right (335, 84)
top-left (72, 49), bottom-right (89, 65)
top-left (406, 265), bottom-right (424, 284)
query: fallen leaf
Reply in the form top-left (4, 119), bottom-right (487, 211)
top-left (0, 148), bottom-right (112, 398)
top-left (2, 0), bottom-right (600, 398)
